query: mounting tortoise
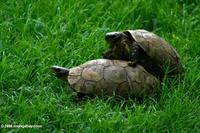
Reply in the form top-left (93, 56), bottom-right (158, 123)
top-left (51, 59), bottom-right (160, 99)
top-left (103, 29), bottom-right (182, 79)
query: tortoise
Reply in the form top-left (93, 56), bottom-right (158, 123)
top-left (102, 29), bottom-right (182, 79)
top-left (51, 59), bottom-right (160, 99)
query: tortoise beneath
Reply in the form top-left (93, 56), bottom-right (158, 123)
top-left (51, 59), bottom-right (160, 100)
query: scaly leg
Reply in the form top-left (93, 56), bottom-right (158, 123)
top-left (102, 49), bottom-right (114, 59)
top-left (128, 44), bottom-right (141, 67)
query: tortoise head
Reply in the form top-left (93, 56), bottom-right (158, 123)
top-left (50, 66), bottom-right (69, 80)
top-left (104, 31), bottom-right (135, 60)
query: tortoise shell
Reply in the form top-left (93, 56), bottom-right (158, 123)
top-left (52, 59), bottom-right (160, 98)
top-left (125, 29), bottom-right (182, 74)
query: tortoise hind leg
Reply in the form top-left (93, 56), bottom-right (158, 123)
top-left (128, 44), bottom-right (141, 67)
top-left (140, 57), bottom-right (164, 80)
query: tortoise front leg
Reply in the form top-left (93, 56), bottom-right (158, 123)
top-left (74, 92), bottom-right (86, 102)
top-left (128, 44), bottom-right (141, 67)
top-left (102, 49), bottom-right (114, 59)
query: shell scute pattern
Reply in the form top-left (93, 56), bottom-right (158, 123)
top-left (81, 65), bottom-right (103, 82)
top-left (65, 59), bottom-right (160, 97)
top-left (128, 30), bottom-right (182, 75)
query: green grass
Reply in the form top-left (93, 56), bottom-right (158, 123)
top-left (0, 0), bottom-right (200, 132)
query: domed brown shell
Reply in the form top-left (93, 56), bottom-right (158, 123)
top-left (126, 29), bottom-right (182, 75)
top-left (67, 59), bottom-right (160, 98)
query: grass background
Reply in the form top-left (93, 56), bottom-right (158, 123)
top-left (0, 0), bottom-right (200, 132)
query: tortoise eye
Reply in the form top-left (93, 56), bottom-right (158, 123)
top-left (124, 40), bottom-right (128, 44)
top-left (54, 68), bottom-right (61, 72)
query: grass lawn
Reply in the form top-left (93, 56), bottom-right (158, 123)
top-left (0, 0), bottom-right (200, 132)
